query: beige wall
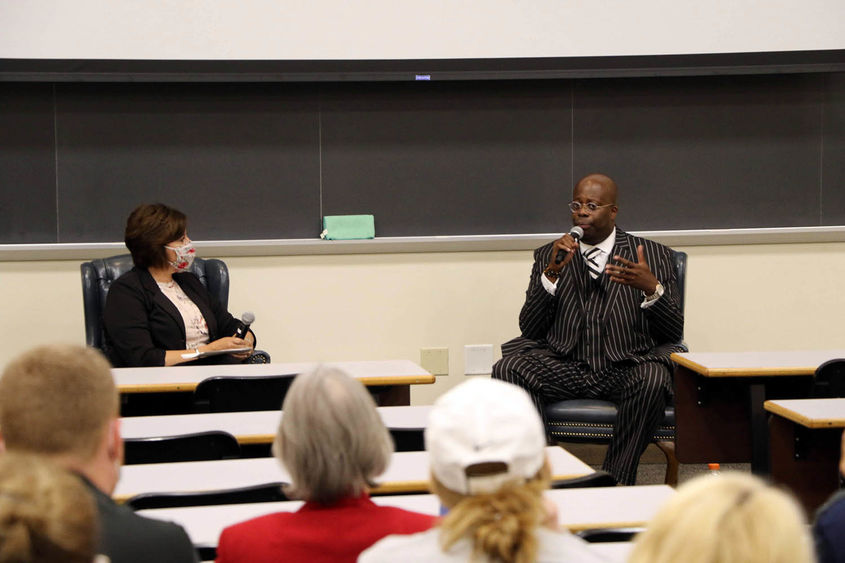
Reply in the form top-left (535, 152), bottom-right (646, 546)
top-left (2, 241), bottom-right (844, 404)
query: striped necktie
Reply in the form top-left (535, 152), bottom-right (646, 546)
top-left (583, 247), bottom-right (602, 279)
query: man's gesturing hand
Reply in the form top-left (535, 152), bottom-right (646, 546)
top-left (605, 245), bottom-right (659, 294)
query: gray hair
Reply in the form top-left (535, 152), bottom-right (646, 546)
top-left (274, 365), bottom-right (393, 504)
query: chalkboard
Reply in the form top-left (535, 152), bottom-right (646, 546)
top-left (1, 72), bottom-right (843, 244)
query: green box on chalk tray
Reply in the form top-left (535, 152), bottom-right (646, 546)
top-left (321, 215), bottom-right (375, 240)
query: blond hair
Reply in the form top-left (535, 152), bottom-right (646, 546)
top-left (274, 366), bottom-right (393, 505)
top-left (430, 459), bottom-right (552, 563)
top-left (629, 472), bottom-right (814, 563)
top-left (0, 344), bottom-right (118, 461)
top-left (0, 452), bottom-right (97, 563)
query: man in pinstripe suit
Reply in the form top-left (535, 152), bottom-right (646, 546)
top-left (492, 173), bottom-right (684, 485)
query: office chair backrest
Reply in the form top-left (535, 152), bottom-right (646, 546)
top-left (80, 254), bottom-right (229, 351)
top-left (576, 527), bottom-right (645, 543)
top-left (194, 374), bottom-right (297, 413)
top-left (673, 250), bottom-right (687, 319)
top-left (125, 482), bottom-right (289, 511)
top-left (388, 428), bottom-right (426, 452)
top-left (550, 470), bottom-right (618, 489)
top-left (123, 431), bottom-right (241, 465)
top-left (811, 358), bottom-right (845, 398)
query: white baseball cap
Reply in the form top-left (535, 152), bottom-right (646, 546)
top-left (425, 377), bottom-right (547, 496)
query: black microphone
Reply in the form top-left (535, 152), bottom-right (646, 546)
top-left (555, 226), bottom-right (584, 264)
top-left (235, 312), bottom-right (255, 340)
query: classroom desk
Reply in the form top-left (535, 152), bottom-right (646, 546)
top-left (765, 398), bottom-right (845, 514)
top-left (113, 360), bottom-right (435, 407)
top-left (121, 405), bottom-right (431, 445)
top-left (590, 542), bottom-right (634, 563)
top-left (671, 350), bottom-right (845, 473)
top-left (137, 485), bottom-right (673, 554)
top-left (114, 446), bottom-right (592, 503)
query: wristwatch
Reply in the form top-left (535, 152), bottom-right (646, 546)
top-left (645, 282), bottom-right (664, 300)
top-left (542, 266), bottom-right (560, 281)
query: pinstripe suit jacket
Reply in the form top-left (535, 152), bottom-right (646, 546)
top-left (502, 228), bottom-right (684, 367)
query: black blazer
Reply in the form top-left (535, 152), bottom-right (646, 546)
top-left (503, 228), bottom-right (685, 365)
top-left (103, 267), bottom-right (248, 367)
top-left (81, 477), bottom-right (198, 563)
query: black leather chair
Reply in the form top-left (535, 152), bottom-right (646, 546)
top-left (543, 251), bottom-right (688, 486)
top-left (575, 527), bottom-right (644, 543)
top-left (389, 428), bottom-right (426, 452)
top-left (80, 253), bottom-right (269, 363)
top-left (123, 430), bottom-right (241, 465)
top-left (550, 469), bottom-right (618, 489)
top-left (811, 359), bottom-right (845, 398)
top-left (194, 374), bottom-right (297, 412)
top-left (125, 481), bottom-right (289, 510)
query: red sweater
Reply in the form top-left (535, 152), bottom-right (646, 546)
top-left (215, 495), bottom-right (435, 563)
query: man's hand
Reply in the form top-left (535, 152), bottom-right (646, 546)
top-left (605, 244), bottom-right (659, 294)
top-left (544, 233), bottom-right (579, 278)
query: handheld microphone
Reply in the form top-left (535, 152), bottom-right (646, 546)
top-left (235, 311), bottom-right (255, 340)
top-left (555, 226), bottom-right (584, 264)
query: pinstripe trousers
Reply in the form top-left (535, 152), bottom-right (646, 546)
top-left (492, 351), bottom-right (670, 485)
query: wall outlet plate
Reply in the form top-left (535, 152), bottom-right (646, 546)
top-left (420, 347), bottom-right (449, 376)
top-left (465, 344), bottom-right (494, 375)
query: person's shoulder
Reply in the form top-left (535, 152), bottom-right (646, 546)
top-left (109, 267), bottom-right (144, 289)
top-left (110, 500), bottom-right (192, 541)
top-left (535, 528), bottom-right (607, 562)
top-left (816, 489), bottom-right (845, 524)
top-left (619, 229), bottom-right (674, 256)
top-left (359, 528), bottom-right (442, 563)
top-left (94, 496), bottom-right (196, 562)
top-left (220, 511), bottom-right (289, 538)
top-left (372, 504), bottom-right (437, 531)
top-left (535, 240), bottom-right (556, 259)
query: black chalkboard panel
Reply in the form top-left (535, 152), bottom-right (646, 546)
top-left (823, 73), bottom-right (845, 225)
top-left (55, 83), bottom-right (322, 241)
top-left (320, 81), bottom-right (572, 236)
top-left (573, 74), bottom-right (825, 231)
top-left (0, 84), bottom-right (57, 243)
top-left (0, 72), bottom-right (843, 244)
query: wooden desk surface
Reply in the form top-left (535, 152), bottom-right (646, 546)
top-left (765, 398), bottom-right (845, 429)
top-left (114, 446), bottom-right (592, 503)
top-left (121, 406), bottom-right (432, 444)
top-left (671, 350), bottom-right (845, 378)
top-left (137, 485), bottom-right (674, 548)
top-left (113, 360), bottom-right (434, 393)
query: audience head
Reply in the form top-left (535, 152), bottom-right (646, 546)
top-left (0, 452), bottom-right (98, 563)
top-left (274, 366), bottom-right (393, 505)
top-left (124, 203), bottom-right (187, 269)
top-left (426, 377), bottom-right (551, 563)
top-left (0, 344), bottom-right (121, 492)
top-left (629, 471), bottom-right (814, 563)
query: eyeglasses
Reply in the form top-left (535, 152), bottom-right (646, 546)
top-left (568, 201), bottom-right (614, 213)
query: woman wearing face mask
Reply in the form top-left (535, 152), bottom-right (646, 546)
top-left (103, 203), bottom-right (255, 367)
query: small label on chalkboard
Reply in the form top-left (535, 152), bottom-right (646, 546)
top-left (415, 74), bottom-right (431, 81)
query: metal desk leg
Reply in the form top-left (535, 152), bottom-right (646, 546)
top-left (749, 382), bottom-right (769, 475)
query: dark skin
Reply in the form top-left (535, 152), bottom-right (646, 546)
top-left (544, 173), bottom-right (659, 295)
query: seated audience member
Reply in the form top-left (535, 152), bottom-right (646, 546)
top-left (629, 471), bottom-right (814, 563)
top-left (813, 429), bottom-right (845, 563)
top-left (0, 452), bottom-right (99, 563)
top-left (215, 366), bottom-right (435, 563)
top-left (359, 377), bottom-right (605, 563)
top-left (103, 202), bottom-right (256, 367)
top-left (0, 344), bottom-right (198, 563)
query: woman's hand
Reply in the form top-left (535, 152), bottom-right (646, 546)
top-left (204, 335), bottom-right (254, 359)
